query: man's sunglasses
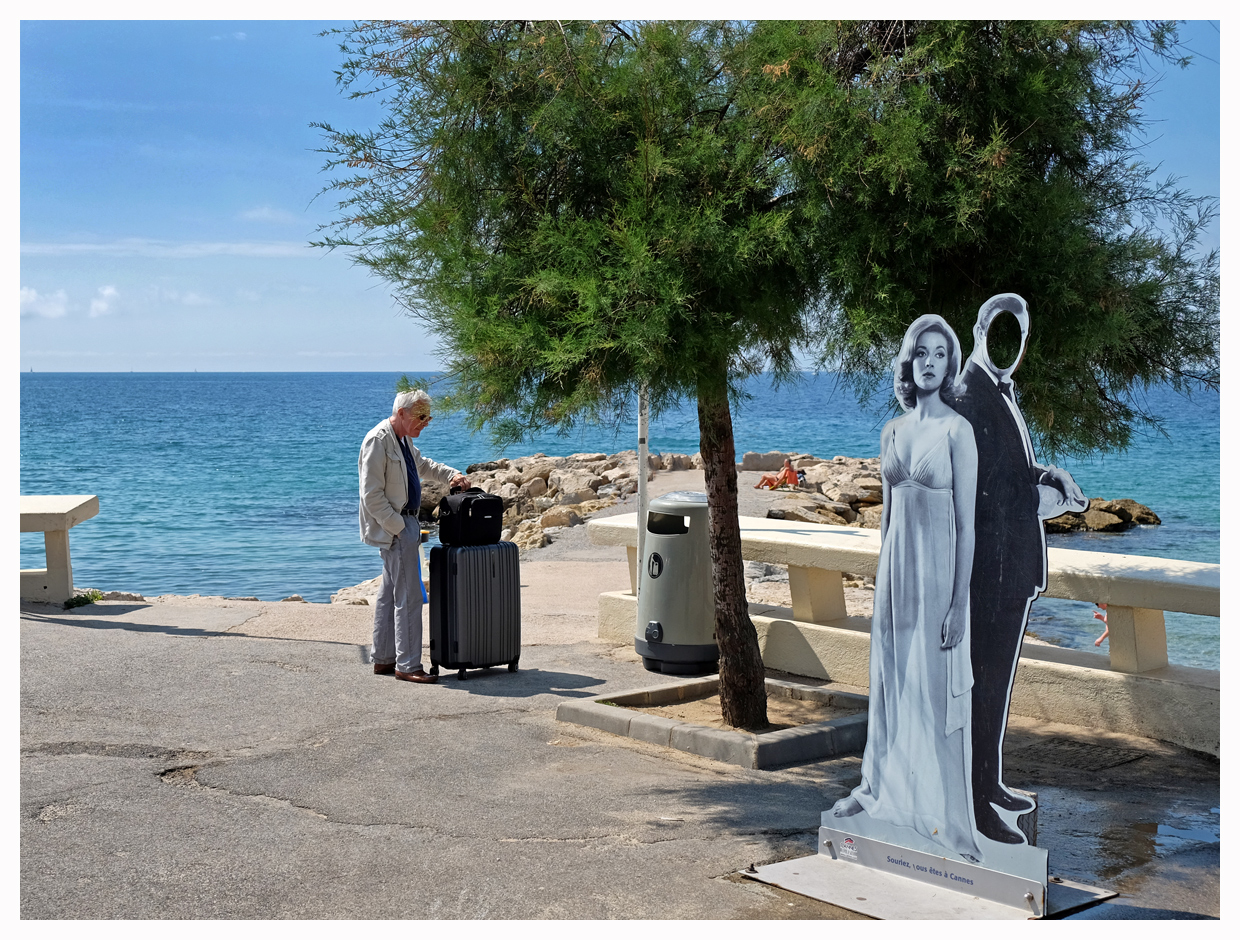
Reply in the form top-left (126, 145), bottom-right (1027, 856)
top-left (415, 413), bottom-right (433, 422)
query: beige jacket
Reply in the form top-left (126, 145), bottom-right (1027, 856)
top-left (358, 417), bottom-right (460, 549)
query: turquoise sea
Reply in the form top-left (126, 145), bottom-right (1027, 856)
top-left (19, 372), bottom-right (1219, 668)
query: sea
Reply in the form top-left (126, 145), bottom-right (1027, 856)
top-left (19, 372), bottom-right (1220, 669)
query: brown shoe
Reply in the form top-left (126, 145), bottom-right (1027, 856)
top-left (395, 669), bottom-right (437, 684)
top-left (373, 662), bottom-right (396, 675)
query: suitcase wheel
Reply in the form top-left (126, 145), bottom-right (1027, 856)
top-left (429, 665), bottom-right (439, 676)
top-left (507, 659), bottom-right (519, 673)
top-left (457, 667), bottom-right (467, 680)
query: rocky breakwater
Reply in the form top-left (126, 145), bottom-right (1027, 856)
top-left (748, 450), bottom-right (1161, 535)
top-left (753, 452), bottom-right (885, 528)
top-left (437, 449), bottom-right (702, 552)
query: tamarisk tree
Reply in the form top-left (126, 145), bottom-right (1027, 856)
top-left (315, 20), bottom-right (1217, 728)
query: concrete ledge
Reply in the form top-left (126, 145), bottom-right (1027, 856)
top-left (557, 675), bottom-right (867, 769)
top-left (597, 590), bottom-right (1219, 756)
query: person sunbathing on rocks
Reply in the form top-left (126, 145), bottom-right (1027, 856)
top-left (755, 458), bottom-right (799, 490)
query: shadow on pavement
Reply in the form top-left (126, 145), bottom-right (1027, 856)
top-left (434, 666), bottom-right (606, 699)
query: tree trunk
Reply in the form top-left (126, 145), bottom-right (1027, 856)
top-left (697, 384), bottom-right (769, 730)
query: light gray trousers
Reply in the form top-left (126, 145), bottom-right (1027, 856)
top-left (372, 521), bottom-right (425, 673)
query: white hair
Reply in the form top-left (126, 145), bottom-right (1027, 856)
top-left (393, 388), bottom-right (431, 416)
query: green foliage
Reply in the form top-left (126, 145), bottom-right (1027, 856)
top-left (64, 589), bottom-right (103, 610)
top-left (315, 19), bottom-right (1217, 460)
top-left (746, 20), bottom-right (1218, 456)
top-left (315, 21), bottom-right (824, 446)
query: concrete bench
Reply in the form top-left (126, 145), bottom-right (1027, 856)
top-left (587, 513), bottom-right (1220, 754)
top-left (21, 495), bottom-right (100, 604)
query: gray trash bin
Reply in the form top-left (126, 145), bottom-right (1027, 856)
top-left (635, 491), bottom-right (719, 675)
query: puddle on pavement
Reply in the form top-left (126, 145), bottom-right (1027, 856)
top-left (1093, 807), bottom-right (1220, 881)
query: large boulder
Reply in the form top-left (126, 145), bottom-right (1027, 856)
top-left (519, 476), bottom-right (548, 498)
top-left (420, 479), bottom-right (451, 517)
top-left (512, 519), bottom-right (548, 551)
top-left (548, 468), bottom-right (605, 496)
top-left (1094, 498), bottom-right (1161, 526)
top-left (539, 506), bottom-right (582, 529)
top-left (509, 455), bottom-right (563, 485)
top-left (806, 493), bottom-right (857, 522)
top-left (856, 505), bottom-right (884, 529)
top-left (740, 451), bottom-right (789, 472)
top-left (1082, 508), bottom-right (1127, 532)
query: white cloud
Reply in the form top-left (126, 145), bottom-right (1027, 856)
top-left (240, 205), bottom-right (299, 224)
top-left (150, 287), bottom-right (213, 306)
top-left (89, 285), bottom-right (119, 318)
top-left (20, 287), bottom-right (68, 319)
top-left (22, 239), bottom-right (310, 259)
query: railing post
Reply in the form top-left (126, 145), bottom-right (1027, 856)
top-left (788, 565), bottom-right (847, 624)
top-left (1105, 605), bottom-right (1169, 673)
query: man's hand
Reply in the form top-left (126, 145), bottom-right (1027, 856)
top-left (450, 473), bottom-right (469, 491)
top-left (1043, 465), bottom-right (1084, 503)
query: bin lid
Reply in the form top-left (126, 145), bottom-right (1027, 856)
top-left (650, 491), bottom-right (709, 512)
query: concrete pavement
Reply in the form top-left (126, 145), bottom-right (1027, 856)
top-left (20, 484), bottom-right (1220, 919)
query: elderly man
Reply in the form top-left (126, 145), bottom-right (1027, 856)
top-left (359, 389), bottom-right (468, 683)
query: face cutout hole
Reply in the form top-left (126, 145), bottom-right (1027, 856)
top-left (985, 310), bottom-right (1024, 371)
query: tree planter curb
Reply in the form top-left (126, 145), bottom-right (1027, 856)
top-left (555, 676), bottom-right (868, 769)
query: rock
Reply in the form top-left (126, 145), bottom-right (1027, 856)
top-left (802, 464), bottom-right (837, 488)
top-left (498, 482), bottom-right (520, 503)
top-left (500, 527), bottom-right (516, 542)
top-left (804, 493), bottom-right (857, 522)
top-left (745, 561), bottom-right (788, 582)
top-left (533, 496), bottom-right (556, 510)
top-left (421, 480), bottom-right (454, 521)
top-left (100, 591), bottom-right (145, 601)
top-left (520, 476), bottom-right (548, 498)
top-left (824, 483), bottom-right (869, 505)
top-left (466, 459), bottom-right (509, 473)
top-left (548, 468), bottom-right (605, 496)
top-left (660, 453), bottom-right (695, 471)
top-left (647, 453), bottom-right (664, 470)
top-left (1082, 509), bottom-right (1127, 532)
top-left (510, 456), bottom-right (562, 485)
top-left (539, 506), bottom-right (582, 528)
top-left (225, 596), bottom-right (260, 602)
top-left (740, 451), bottom-right (790, 472)
top-left (331, 575), bottom-right (383, 604)
top-left (512, 519), bottom-right (549, 551)
top-left (857, 505), bottom-right (884, 529)
top-left (769, 505), bottom-right (832, 526)
top-left (691, 452), bottom-right (705, 469)
top-left (281, 595), bottom-right (307, 603)
top-left (1094, 498), bottom-right (1161, 526)
top-left (850, 476), bottom-right (884, 503)
top-left (814, 508), bottom-right (851, 526)
top-left (1044, 497), bottom-right (1161, 533)
top-left (788, 453), bottom-right (826, 467)
top-left (1043, 513), bottom-right (1081, 533)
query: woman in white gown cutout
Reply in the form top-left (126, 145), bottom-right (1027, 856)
top-left (831, 314), bottom-right (983, 864)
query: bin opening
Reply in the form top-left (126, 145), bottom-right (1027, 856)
top-left (647, 511), bottom-right (689, 535)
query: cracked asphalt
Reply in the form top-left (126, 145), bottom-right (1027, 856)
top-left (20, 490), bottom-right (1220, 920)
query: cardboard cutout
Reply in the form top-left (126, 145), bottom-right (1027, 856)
top-left (820, 296), bottom-right (1087, 909)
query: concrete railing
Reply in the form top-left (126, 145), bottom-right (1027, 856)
top-left (20, 495), bottom-right (99, 605)
top-left (587, 513), bottom-right (1220, 754)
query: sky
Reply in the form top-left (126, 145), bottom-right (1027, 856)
top-left (17, 17), bottom-right (1223, 373)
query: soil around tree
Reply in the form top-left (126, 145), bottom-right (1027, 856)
top-left (626, 692), bottom-right (863, 734)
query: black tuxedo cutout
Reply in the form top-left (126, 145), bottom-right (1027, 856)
top-left (951, 359), bottom-right (1045, 838)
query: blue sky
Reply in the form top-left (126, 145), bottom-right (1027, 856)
top-left (18, 19), bottom-right (1222, 372)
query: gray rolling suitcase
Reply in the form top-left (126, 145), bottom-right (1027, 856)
top-left (428, 542), bottom-right (521, 679)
